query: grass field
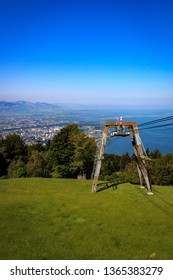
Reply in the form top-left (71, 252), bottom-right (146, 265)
top-left (0, 178), bottom-right (173, 260)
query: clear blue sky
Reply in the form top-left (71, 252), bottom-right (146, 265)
top-left (0, 0), bottom-right (173, 108)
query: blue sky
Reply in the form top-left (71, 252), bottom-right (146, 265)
top-left (0, 0), bottom-right (173, 108)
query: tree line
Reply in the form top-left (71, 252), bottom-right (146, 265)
top-left (0, 123), bottom-right (173, 186)
top-left (100, 149), bottom-right (173, 186)
top-left (0, 124), bottom-right (96, 179)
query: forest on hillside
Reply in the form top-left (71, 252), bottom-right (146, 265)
top-left (0, 124), bottom-right (173, 186)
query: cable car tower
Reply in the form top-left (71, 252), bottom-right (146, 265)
top-left (92, 117), bottom-right (153, 195)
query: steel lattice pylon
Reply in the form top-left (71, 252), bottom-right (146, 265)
top-left (92, 119), bottom-right (153, 195)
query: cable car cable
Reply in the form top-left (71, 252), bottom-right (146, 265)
top-left (138, 115), bottom-right (173, 127)
top-left (139, 122), bottom-right (173, 131)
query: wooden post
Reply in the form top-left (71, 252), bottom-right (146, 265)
top-left (92, 125), bottom-right (108, 192)
top-left (130, 125), bottom-right (153, 195)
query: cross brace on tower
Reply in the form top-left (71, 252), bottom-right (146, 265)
top-left (92, 119), bottom-right (153, 195)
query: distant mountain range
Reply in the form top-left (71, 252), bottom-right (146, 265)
top-left (0, 101), bottom-right (61, 113)
top-left (1, 100), bottom-right (169, 115)
top-left (0, 100), bottom-right (108, 113)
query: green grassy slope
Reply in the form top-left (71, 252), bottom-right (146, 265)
top-left (0, 178), bottom-right (173, 260)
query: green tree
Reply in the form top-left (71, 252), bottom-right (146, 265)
top-left (7, 159), bottom-right (27, 178)
top-left (156, 154), bottom-right (173, 185)
top-left (26, 151), bottom-right (51, 177)
top-left (146, 152), bottom-right (173, 185)
top-left (71, 132), bottom-right (96, 178)
top-left (0, 134), bottom-right (27, 161)
top-left (50, 124), bottom-right (78, 177)
top-left (123, 162), bottom-right (139, 184)
top-left (50, 124), bottom-right (96, 178)
top-left (145, 148), bottom-right (151, 157)
top-left (0, 134), bottom-right (28, 176)
top-left (150, 149), bottom-right (162, 159)
top-left (0, 152), bottom-right (8, 177)
top-left (100, 154), bottom-right (120, 179)
top-left (120, 152), bottom-right (131, 171)
top-left (28, 140), bottom-right (45, 155)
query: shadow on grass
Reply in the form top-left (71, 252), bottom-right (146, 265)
top-left (97, 181), bottom-right (118, 192)
top-left (137, 187), bottom-right (173, 221)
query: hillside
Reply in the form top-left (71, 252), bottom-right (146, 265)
top-left (0, 101), bottom-right (61, 113)
top-left (0, 178), bottom-right (173, 260)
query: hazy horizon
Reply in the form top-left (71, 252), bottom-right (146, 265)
top-left (1, 99), bottom-right (173, 113)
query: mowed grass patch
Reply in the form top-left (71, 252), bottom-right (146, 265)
top-left (0, 178), bottom-right (173, 260)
